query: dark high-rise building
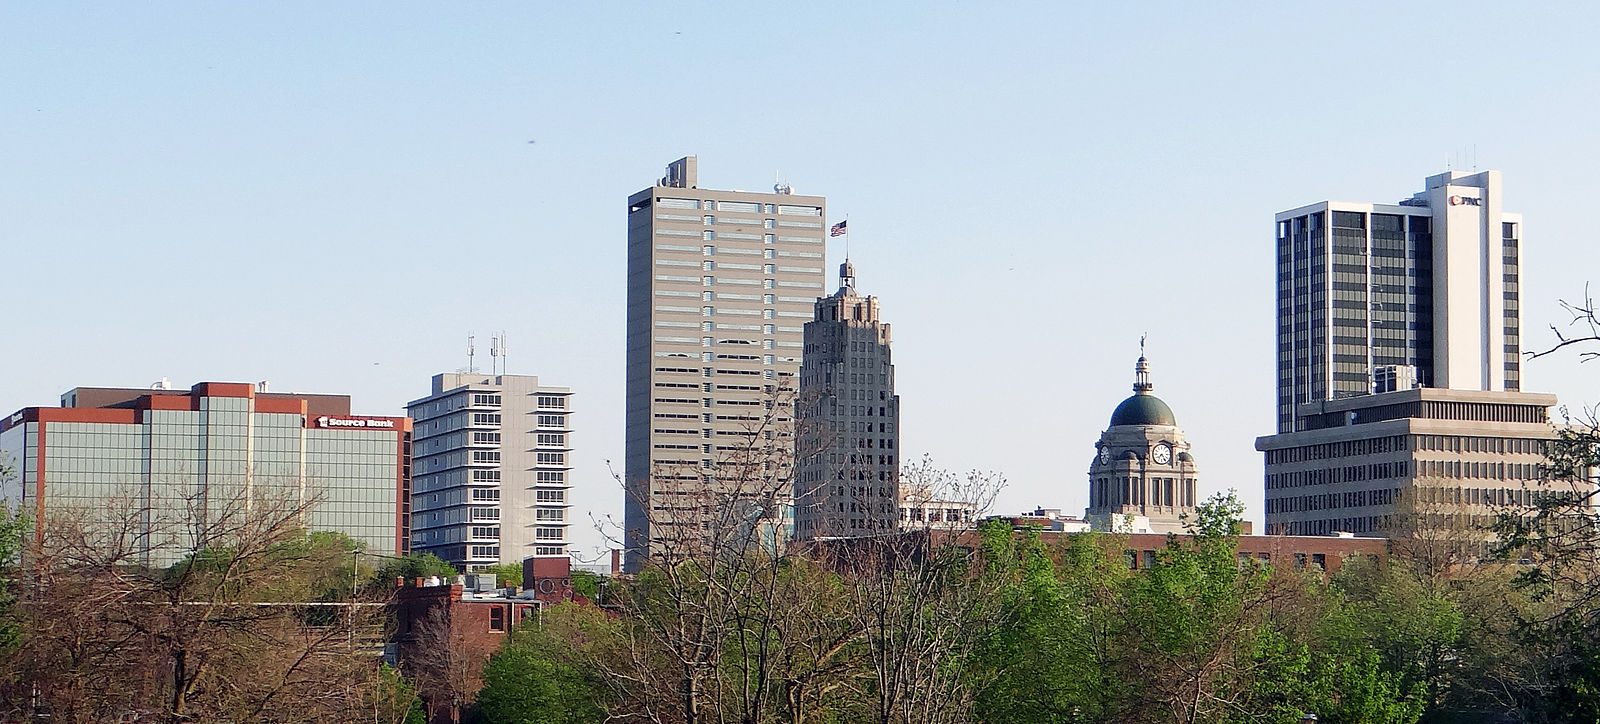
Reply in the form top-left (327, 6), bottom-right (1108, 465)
top-left (1260, 170), bottom-right (1588, 537)
top-left (795, 261), bottom-right (900, 539)
top-left (1273, 170), bottom-right (1522, 434)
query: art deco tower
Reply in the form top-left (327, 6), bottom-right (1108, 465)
top-left (794, 260), bottom-right (900, 539)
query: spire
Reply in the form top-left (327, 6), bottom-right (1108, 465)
top-left (1133, 338), bottom-right (1153, 394)
top-left (838, 260), bottom-right (856, 295)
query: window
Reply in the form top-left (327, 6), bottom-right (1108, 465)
top-left (763, 279), bottom-right (775, 289)
top-left (472, 413), bottom-right (501, 426)
top-left (470, 526), bottom-right (500, 539)
top-left (536, 509), bottom-right (564, 521)
top-left (471, 469), bottom-right (501, 482)
top-left (702, 306), bottom-right (715, 316)
top-left (702, 245), bottom-right (715, 255)
top-left (702, 276), bottom-right (715, 286)
top-left (762, 309), bottom-right (775, 319)
top-left (702, 261), bottom-right (715, 271)
top-left (537, 452), bottom-right (566, 464)
top-left (763, 264), bottom-right (776, 273)
top-left (471, 488), bottom-right (500, 501)
top-left (534, 527), bottom-right (564, 541)
top-left (763, 324), bottom-right (776, 334)
top-left (473, 450), bottom-right (501, 464)
top-left (471, 545), bottom-right (499, 558)
top-left (537, 396), bottom-right (567, 409)
top-left (763, 294), bottom-right (775, 303)
top-left (701, 291), bottom-right (714, 301)
top-left (764, 233), bottom-right (775, 243)
top-left (702, 231), bottom-right (714, 241)
top-left (471, 393), bottom-right (502, 406)
top-left (536, 433), bottom-right (566, 445)
top-left (536, 414), bottom-right (566, 427)
top-left (702, 336), bottom-right (714, 347)
top-left (470, 508), bottom-right (500, 521)
top-left (489, 607), bottom-right (506, 632)
top-left (763, 219), bottom-right (775, 229)
top-left (701, 321), bottom-right (714, 331)
top-left (536, 471), bottom-right (565, 484)
top-left (703, 215), bottom-right (714, 225)
top-left (535, 489), bottom-right (565, 503)
top-left (472, 432), bottom-right (501, 444)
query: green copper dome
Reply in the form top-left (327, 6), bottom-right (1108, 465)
top-left (1110, 393), bottom-right (1177, 427)
top-left (1109, 352), bottom-right (1176, 426)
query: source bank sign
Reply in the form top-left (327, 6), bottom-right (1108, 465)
top-left (315, 416), bottom-right (397, 429)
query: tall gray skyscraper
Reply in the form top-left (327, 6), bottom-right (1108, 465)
top-left (794, 261), bottom-right (901, 539)
top-left (1273, 170), bottom-right (1522, 433)
top-left (625, 157), bottom-right (827, 567)
top-left (409, 373), bottom-right (573, 571)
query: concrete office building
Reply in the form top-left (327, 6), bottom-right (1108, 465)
top-left (408, 374), bottom-right (573, 571)
top-left (0, 382), bottom-right (412, 566)
top-left (625, 157), bottom-right (827, 567)
top-left (1273, 170), bottom-right (1522, 434)
top-left (1261, 170), bottom-right (1586, 536)
top-left (795, 260), bottom-right (901, 539)
top-left (1085, 355), bottom-right (1200, 534)
top-left (1259, 388), bottom-right (1567, 536)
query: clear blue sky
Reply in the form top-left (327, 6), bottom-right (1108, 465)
top-left (5, 3), bottom-right (1599, 559)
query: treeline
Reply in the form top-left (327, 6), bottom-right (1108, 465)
top-left (0, 486), bottom-right (454, 723)
top-left (477, 489), bottom-right (1600, 724)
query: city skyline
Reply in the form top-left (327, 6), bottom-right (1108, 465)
top-left (6, 4), bottom-right (1600, 561)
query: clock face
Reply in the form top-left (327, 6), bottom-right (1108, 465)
top-left (1152, 443), bottom-right (1172, 465)
top-left (1098, 446), bottom-right (1112, 465)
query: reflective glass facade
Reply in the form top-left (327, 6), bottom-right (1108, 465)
top-left (0, 383), bottom-right (410, 566)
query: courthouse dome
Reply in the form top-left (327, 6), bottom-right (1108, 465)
top-left (1108, 353), bottom-right (1177, 427)
top-left (1110, 393), bottom-right (1177, 427)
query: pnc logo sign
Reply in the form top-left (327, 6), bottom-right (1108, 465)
top-left (315, 415), bottom-right (397, 429)
top-left (1448, 195), bottom-right (1482, 207)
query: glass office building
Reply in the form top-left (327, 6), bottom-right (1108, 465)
top-left (0, 382), bottom-right (412, 566)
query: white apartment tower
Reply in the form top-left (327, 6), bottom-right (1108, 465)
top-left (409, 373), bottom-right (573, 571)
top-left (625, 157), bottom-right (827, 568)
top-left (1274, 170), bottom-right (1522, 433)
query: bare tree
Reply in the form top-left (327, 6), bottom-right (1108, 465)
top-left (0, 481), bottom-right (414, 723)
top-left (1528, 283), bottom-right (1600, 363)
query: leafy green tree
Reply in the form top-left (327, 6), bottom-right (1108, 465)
top-left (473, 603), bottom-right (611, 724)
top-left (375, 551), bottom-right (458, 586)
top-left (480, 562), bottom-right (523, 587)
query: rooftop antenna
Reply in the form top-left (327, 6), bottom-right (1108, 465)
top-left (490, 332), bottom-right (507, 375)
top-left (467, 334), bottom-right (477, 374)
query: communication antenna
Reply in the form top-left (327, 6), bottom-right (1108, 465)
top-left (498, 332), bottom-right (509, 375)
top-left (467, 334), bottom-right (477, 374)
top-left (490, 333), bottom-right (507, 375)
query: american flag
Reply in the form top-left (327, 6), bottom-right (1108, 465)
top-left (830, 220), bottom-right (847, 237)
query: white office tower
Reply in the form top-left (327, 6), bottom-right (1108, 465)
top-left (409, 374), bottom-right (573, 571)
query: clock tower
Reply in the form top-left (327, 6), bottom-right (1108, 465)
top-left (1086, 352), bottom-right (1199, 534)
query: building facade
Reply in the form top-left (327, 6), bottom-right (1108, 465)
top-left (0, 382), bottom-right (412, 566)
top-left (1258, 388), bottom-right (1569, 536)
top-left (1274, 170), bottom-right (1522, 433)
top-left (624, 157), bottom-right (827, 567)
top-left (1085, 355), bottom-right (1200, 534)
top-left (795, 260), bottom-right (901, 539)
top-left (408, 374), bottom-right (572, 571)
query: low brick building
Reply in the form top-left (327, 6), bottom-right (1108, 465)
top-left (392, 557), bottom-right (580, 723)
